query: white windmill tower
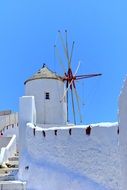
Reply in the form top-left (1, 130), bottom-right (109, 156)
top-left (24, 64), bottom-right (67, 125)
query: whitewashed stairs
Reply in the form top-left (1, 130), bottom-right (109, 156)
top-left (0, 153), bottom-right (26, 190)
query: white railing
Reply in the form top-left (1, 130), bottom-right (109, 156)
top-left (0, 135), bottom-right (17, 166)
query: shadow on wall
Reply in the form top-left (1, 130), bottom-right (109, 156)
top-left (20, 150), bottom-right (109, 190)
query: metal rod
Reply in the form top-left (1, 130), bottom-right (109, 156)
top-left (73, 87), bottom-right (82, 123)
top-left (66, 81), bottom-right (69, 123)
top-left (69, 41), bottom-right (75, 68)
top-left (71, 88), bottom-right (76, 125)
top-left (65, 30), bottom-right (69, 64)
top-left (60, 79), bottom-right (74, 102)
top-left (58, 30), bottom-right (69, 63)
top-left (75, 75), bottom-right (102, 80)
top-left (76, 73), bottom-right (102, 78)
top-left (54, 45), bottom-right (66, 73)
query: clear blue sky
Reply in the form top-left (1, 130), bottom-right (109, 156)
top-left (0, 0), bottom-right (126, 124)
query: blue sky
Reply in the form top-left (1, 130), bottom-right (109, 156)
top-left (0, 0), bottom-right (127, 124)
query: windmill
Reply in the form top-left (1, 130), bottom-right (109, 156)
top-left (54, 30), bottom-right (102, 124)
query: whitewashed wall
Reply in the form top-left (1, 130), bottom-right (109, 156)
top-left (0, 113), bottom-right (19, 150)
top-left (19, 122), bottom-right (120, 190)
top-left (0, 135), bottom-right (16, 166)
top-left (0, 113), bottom-right (18, 131)
top-left (119, 77), bottom-right (127, 190)
top-left (18, 96), bottom-right (36, 180)
top-left (3, 124), bottom-right (19, 149)
top-left (18, 89), bottom-right (124, 190)
top-left (3, 124), bottom-right (18, 138)
top-left (25, 79), bottom-right (67, 125)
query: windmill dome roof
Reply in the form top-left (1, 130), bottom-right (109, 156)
top-left (24, 64), bottom-right (63, 84)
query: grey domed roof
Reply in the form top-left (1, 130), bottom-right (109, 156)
top-left (24, 65), bottom-right (63, 84)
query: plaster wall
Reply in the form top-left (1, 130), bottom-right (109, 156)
top-left (0, 114), bottom-right (19, 150)
top-left (18, 96), bottom-right (36, 175)
top-left (0, 135), bottom-right (16, 166)
top-left (3, 124), bottom-right (19, 149)
top-left (25, 79), bottom-right (67, 125)
top-left (18, 91), bottom-right (126, 190)
top-left (3, 124), bottom-right (19, 138)
top-left (19, 123), bottom-right (120, 190)
top-left (119, 77), bottom-right (127, 190)
top-left (0, 113), bottom-right (18, 131)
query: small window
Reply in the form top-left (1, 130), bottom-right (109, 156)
top-left (45, 92), bottom-right (50, 100)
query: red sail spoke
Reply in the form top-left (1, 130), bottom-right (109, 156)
top-left (62, 73), bottom-right (102, 82)
top-left (75, 73), bottom-right (102, 80)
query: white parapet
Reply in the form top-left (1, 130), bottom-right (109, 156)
top-left (18, 96), bottom-right (36, 180)
top-left (119, 77), bottom-right (127, 189)
top-left (19, 122), bottom-right (119, 190)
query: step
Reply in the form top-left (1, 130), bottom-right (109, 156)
top-left (9, 156), bottom-right (19, 161)
top-left (0, 181), bottom-right (26, 190)
top-left (6, 160), bottom-right (19, 168)
top-left (0, 168), bottom-right (18, 181)
top-left (0, 167), bottom-right (18, 175)
top-left (0, 174), bottom-right (15, 181)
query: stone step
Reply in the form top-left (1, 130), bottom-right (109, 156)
top-left (8, 156), bottom-right (19, 161)
top-left (0, 168), bottom-right (18, 181)
top-left (0, 153), bottom-right (19, 182)
top-left (6, 160), bottom-right (19, 168)
top-left (0, 174), bottom-right (16, 181)
top-left (0, 167), bottom-right (18, 175)
top-left (0, 181), bottom-right (26, 190)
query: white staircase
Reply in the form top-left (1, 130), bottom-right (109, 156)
top-left (0, 111), bottom-right (26, 189)
top-left (0, 153), bottom-right (26, 190)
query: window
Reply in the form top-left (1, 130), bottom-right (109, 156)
top-left (45, 92), bottom-right (50, 100)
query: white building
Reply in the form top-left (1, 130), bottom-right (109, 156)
top-left (24, 65), bottom-right (67, 125)
top-left (17, 65), bottom-right (127, 190)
